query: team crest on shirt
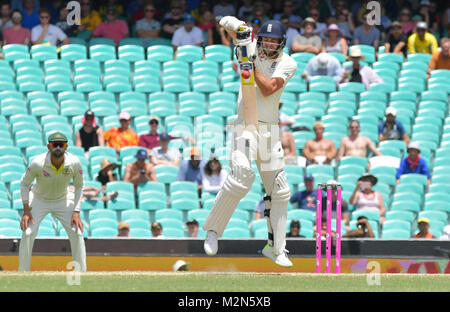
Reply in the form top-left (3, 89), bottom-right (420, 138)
top-left (43, 170), bottom-right (50, 177)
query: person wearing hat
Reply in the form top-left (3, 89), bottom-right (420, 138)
top-left (172, 13), bottom-right (204, 56)
top-left (352, 10), bottom-right (380, 52)
top-left (378, 106), bottom-right (410, 146)
top-left (384, 21), bottom-right (407, 57)
top-left (302, 52), bottom-right (344, 85)
top-left (177, 147), bottom-right (207, 190)
top-left (18, 132), bottom-right (86, 271)
top-left (115, 221), bottom-right (130, 238)
top-left (124, 149), bottom-right (157, 191)
top-left (286, 219), bottom-right (305, 238)
top-left (151, 221), bottom-right (163, 238)
top-left (103, 112), bottom-right (139, 154)
top-left (426, 37), bottom-right (450, 78)
top-left (160, 0), bottom-right (185, 39)
top-left (291, 16), bottom-right (322, 54)
top-left (340, 47), bottom-right (383, 90)
top-left (290, 175), bottom-right (318, 211)
top-left (186, 219), bottom-right (199, 238)
top-left (96, 158), bottom-right (118, 188)
top-left (396, 142), bottom-right (430, 186)
top-left (150, 133), bottom-right (181, 167)
top-left (413, 217), bottom-right (437, 239)
top-left (350, 174), bottom-right (386, 226)
top-left (76, 110), bottom-right (104, 159)
top-left (322, 23), bottom-right (348, 55)
top-left (92, 5), bottom-right (129, 46)
top-left (303, 121), bottom-right (337, 165)
top-left (407, 21), bottom-right (438, 54)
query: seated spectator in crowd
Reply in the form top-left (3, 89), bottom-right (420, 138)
top-left (322, 24), bottom-right (348, 56)
top-left (343, 216), bottom-right (375, 238)
top-left (280, 15), bottom-right (299, 53)
top-left (213, 0), bottom-right (235, 18)
top-left (273, 1), bottom-right (302, 31)
top-left (31, 7), bottom-right (70, 46)
top-left (303, 122), bottom-right (338, 165)
top-left (99, 0), bottom-right (124, 19)
top-left (55, 4), bottom-right (75, 37)
top-left (340, 48), bottom-right (383, 90)
top-left (426, 37), bottom-right (450, 78)
top-left (384, 21), bottom-right (407, 57)
top-left (186, 219), bottom-right (199, 238)
top-left (150, 133), bottom-right (181, 167)
top-left (151, 221), bottom-right (163, 238)
top-left (126, 0), bottom-right (146, 24)
top-left (338, 120), bottom-right (382, 161)
top-left (378, 107), bottom-right (410, 146)
top-left (398, 7), bottom-right (415, 36)
top-left (413, 217), bottom-right (437, 239)
top-left (290, 175), bottom-right (317, 212)
top-left (21, 0), bottom-right (40, 30)
top-left (3, 10), bottom-right (31, 45)
top-left (161, 1), bottom-right (185, 40)
top-left (198, 10), bottom-right (215, 46)
top-left (45, 0), bottom-right (62, 24)
top-left (172, 14), bottom-right (204, 56)
top-left (291, 17), bottom-right (322, 54)
top-left (201, 156), bottom-right (227, 195)
top-left (248, 5), bottom-right (269, 24)
top-left (237, 0), bottom-right (253, 21)
top-left (303, 8), bottom-right (327, 37)
top-left (0, 2), bottom-right (13, 31)
top-left (396, 142), bottom-right (431, 186)
top-left (11, 0), bottom-right (39, 12)
top-left (76, 110), bottom-right (104, 159)
top-left (92, 6), bottom-right (129, 46)
top-left (336, 5), bottom-right (354, 41)
top-left (136, 3), bottom-right (161, 46)
top-left (104, 112), bottom-right (139, 154)
top-left (407, 21), bottom-right (438, 54)
top-left (321, 180), bottom-right (350, 229)
top-left (418, 0), bottom-right (440, 36)
top-left (96, 159), bottom-right (118, 190)
top-left (353, 10), bottom-right (380, 52)
top-left (192, 0), bottom-right (211, 23)
top-left (77, 0), bottom-right (102, 33)
top-left (114, 221), bottom-right (130, 237)
top-left (177, 147), bottom-right (207, 189)
top-left (302, 52), bottom-right (344, 85)
top-left (124, 149), bottom-right (157, 191)
top-left (287, 219), bottom-right (305, 238)
top-left (350, 174), bottom-right (386, 225)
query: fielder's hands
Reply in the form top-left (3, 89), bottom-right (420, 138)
top-left (20, 208), bottom-right (34, 231)
top-left (71, 211), bottom-right (83, 233)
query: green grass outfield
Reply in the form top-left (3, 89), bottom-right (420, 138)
top-left (0, 272), bottom-right (449, 292)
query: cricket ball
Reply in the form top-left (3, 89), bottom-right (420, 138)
top-left (242, 70), bottom-right (250, 79)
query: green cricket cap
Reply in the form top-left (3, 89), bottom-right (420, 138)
top-left (48, 132), bottom-right (68, 142)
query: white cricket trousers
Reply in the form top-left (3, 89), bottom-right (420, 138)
top-left (18, 197), bottom-right (87, 271)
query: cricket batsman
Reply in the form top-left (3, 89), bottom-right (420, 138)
top-left (203, 17), bottom-right (297, 267)
top-left (18, 132), bottom-right (86, 271)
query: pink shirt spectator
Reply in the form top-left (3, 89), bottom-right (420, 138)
top-left (3, 27), bottom-right (30, 44)
top-left (93, 19), bottom-right (129, 45)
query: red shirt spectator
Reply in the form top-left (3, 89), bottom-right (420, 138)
top-left (92, 6), bottom-right (128, 45)
top-left (3, 10), bottom-right (31, 45)
top-left (138, 116), bottom-right (180, 154)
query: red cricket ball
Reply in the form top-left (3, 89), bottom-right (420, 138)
top-left (242, 70), bottom-right (250, 79)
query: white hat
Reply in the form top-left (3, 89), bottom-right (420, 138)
top-left (173, 260), bottom-right (190, 272)
top-left (317, 53), bottom-right (330, 69)
top-left (417, 21), bottom-right (427, 29)
top-left (407, 141), bottom-right (421, 153)
top-left (385, 106), bottom-right (397, 117)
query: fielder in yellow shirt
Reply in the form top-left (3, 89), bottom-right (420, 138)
top-left (407, 21), bottom-right (438, 54)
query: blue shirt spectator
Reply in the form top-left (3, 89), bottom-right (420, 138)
top-left (177, 147), bottom-right (207, 186)
top-left (12, 0), bottom-right (39, 12)
top-left (378, 107), bottom-right (410, 146)
top-left (290, 175), bottom-right (317, 211)
top-left (21, 3), bottom-right (40, 30)
top-left (396, 142), bottom-right (430, 182)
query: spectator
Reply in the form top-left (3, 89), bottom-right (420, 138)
top-left (338, 120), bottom-right (382, 161)
top-left (413, 217), bottom-right (437, 239)
top-left (126, 0), bottom-right (145, 24)
top-left (306, 7), bottom-right (327, 37)
top-left (290, 174), bottom-right (317, 211)
top-left (103, 112), bottom-right (139, 154)
top-left (302, 52), bottom-right (344, 85)
top-left (77, 0), bottom-right (102, 33)
top-left (76, 110), bottom-right (104, 159)
top-left (320, 180), bottom-right (350, 231)
top-left (44, 0), bottom-right (62, 23)
top-left (201, 156), bottom-right (227, 195)
top-left (322, 23), bottom-right (348, 55)
top-left (280, 15), bottom-right (299, 53)
top-left (340, 47), bottom-right (383, 90)
top-left (350, 174), bottom-right (386, 225)
top-left (151, 221), bottom-right (163, 238)
top-left (177, 146), bottom-right (207, 188)
top-left (254, 197), bottom-right (265, 220)
top-left (150, 133), bottom-right (181, 167)
top-left (198, 10), bottom-right (215, 46)
top-left (31, 7), bottom-right (70, 46)
top-left (98, 0), bottom-right (124, 19)
top-left (248, 4), bottom-right (269, 24)
top-left (3, 10), bottom-right (31, 45)
top-left (440, 224), bottom-right (450, 240)
top-left (336, 4), bottom-right (354, 41)
top-left (291, 17), bottom-right (322, 54)
top-left (343, 216), bottom-right (375, 238)
top-left (426, 37), bottom-right (450, 78)
top-left (172, 14), bottom-right (204, 55)
top-left (0, 2), bottom-right (13, 31)
top-left (213, 0), bottom-right (235, 18)
top-left (186, 219), bottom-right (199, 238)
top-left (192, 0), bottom-right (211, 24)
top-left (115, 221), bottom-right (130, 237)
top-left (378, 107), bottom-right (410, 146)
top-left (384, 21), bottom-right (407, 57)
top-left (55, 5), bottom-right (75, 37)
top-left (21, 0), bottom-right (40, 30)
top-left (407, 21), bottom-right (438, 54)
top-left (11, 0), bottom-right (39, 12)
top-left (398, 7), bottom-right (415, 36)
top-left (135, 3), bottom-right (161, 46)
top-left (396, 142), bottom-right (431, 186)
top-left (418, 0), bottom-right (439, 35)
top-left (92, 6), bottom-right (129, 46)
top-left (96, 159), bottom-right (118, 190)
top-left (69, 184), bottom-right (118, 204)
top-left (279, 116), bottom-right (297, 164)
top-left (273, 1), bottom-right (302, 30)
top-left (237, 0), bottom-right (253, 22)
top-left (123, 149), bottom-right (157, 191)
top-left (287, 220), bottom-right (305, 238)
top-left (297, 0), bottom-right (331, 23)
top-left (161, 1), bottom-right (185, 40)
top-left (303, 121), bottom-right (337, 165)
top-left (353, 11), bottom-right (380, 52)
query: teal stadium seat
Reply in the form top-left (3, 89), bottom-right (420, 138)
top-left (147, 45), bottom-right (173, 62)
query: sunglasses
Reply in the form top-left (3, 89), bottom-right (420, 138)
top-left (40, 15), bottom-right (49, 19)
top-left (150, 121), bottom-right (158, 125)
top-left (50, 142), bottom-right (68, 149)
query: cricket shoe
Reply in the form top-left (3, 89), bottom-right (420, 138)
top-left (262, 244), bottom-right (293, 268)
top-left (204, 230), bottom-right (218, 256)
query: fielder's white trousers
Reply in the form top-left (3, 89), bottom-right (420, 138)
top-left (18, 197), bottom-right (87, 271)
